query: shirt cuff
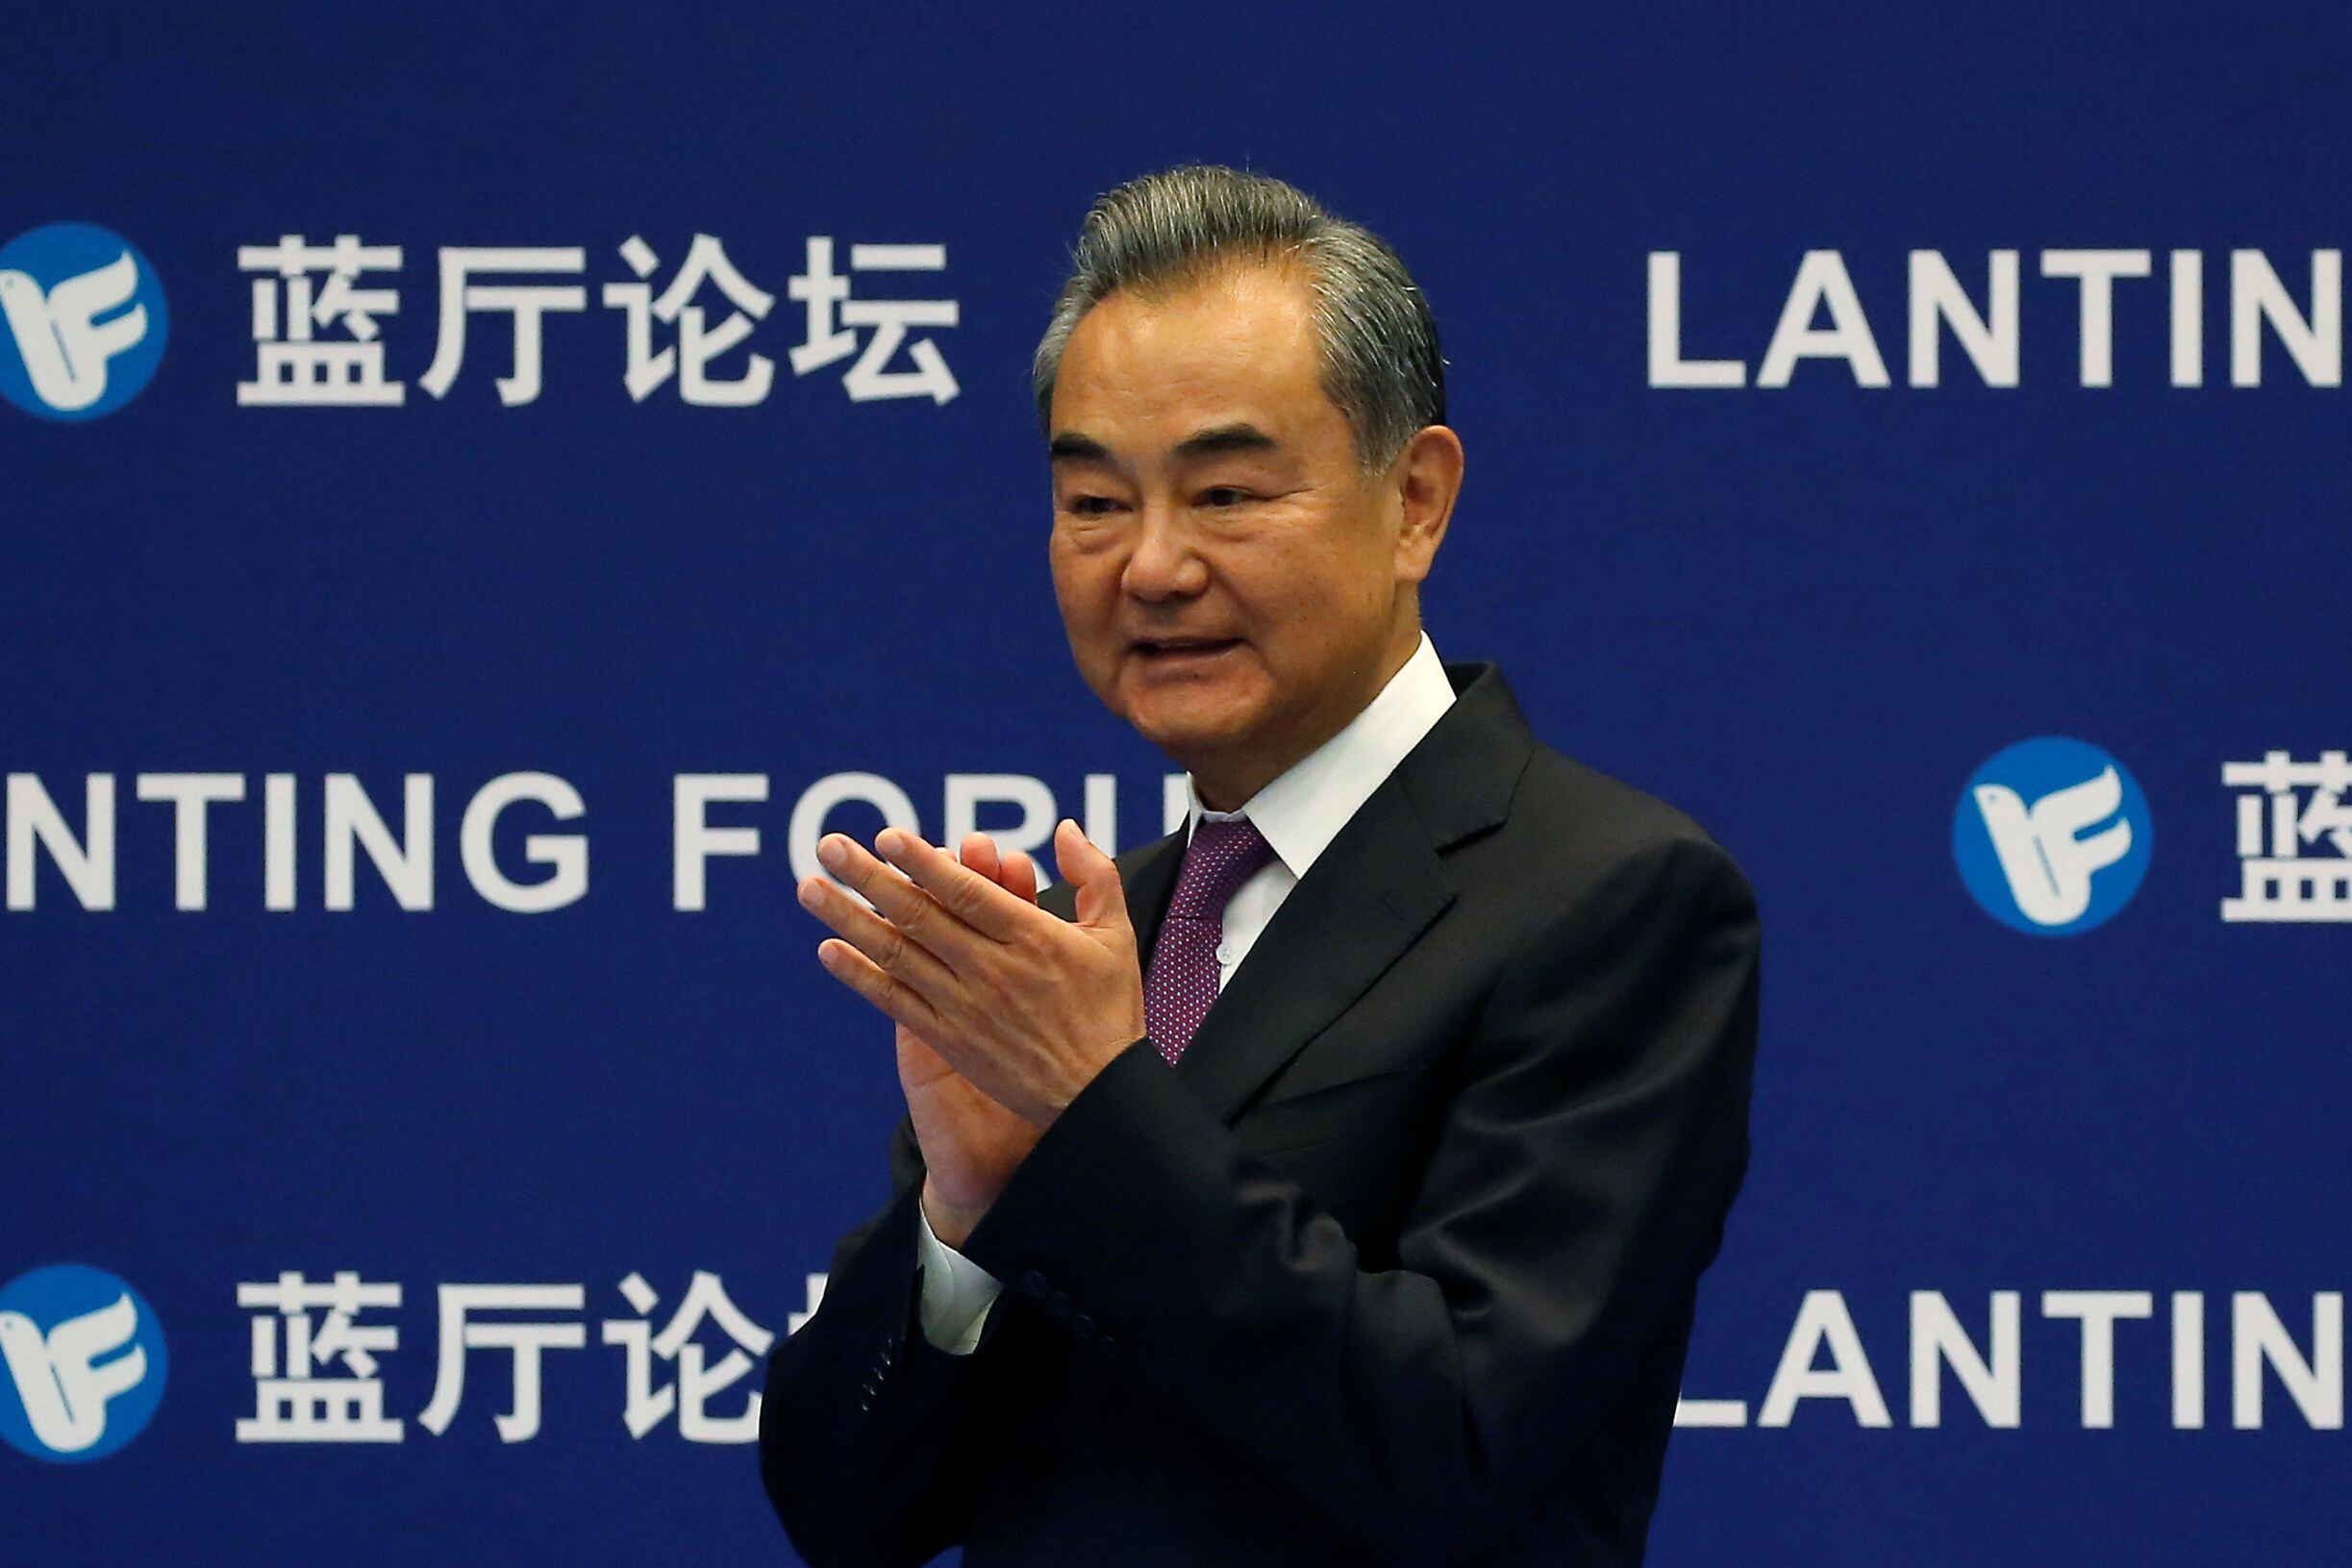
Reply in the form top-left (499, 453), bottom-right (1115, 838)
top-left (913, 1194), bottom-right (1006, 1356)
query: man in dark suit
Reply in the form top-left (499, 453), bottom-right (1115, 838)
top-left (761, 165), bottom-right (1760, 1566)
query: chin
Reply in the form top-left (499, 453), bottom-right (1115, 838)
top-left (1121, 687), bottom-right (1261, 758)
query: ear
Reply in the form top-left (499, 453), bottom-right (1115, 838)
top-left (1390, 424), bottom-right (1464, 585)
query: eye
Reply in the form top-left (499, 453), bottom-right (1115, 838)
top-left (1198, 486), bottom-right (1252, 509)
top-left (1064, 494), bottom-right (1123, 516)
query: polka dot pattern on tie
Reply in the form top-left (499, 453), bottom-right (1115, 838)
top-left (1143, 816), bottom-right (1278, 1065)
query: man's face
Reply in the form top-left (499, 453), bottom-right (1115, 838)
top-left (1046, 262), bottom-right (1437, 805)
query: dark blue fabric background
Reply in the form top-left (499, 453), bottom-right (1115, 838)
top-left (5, 4), bottom-right (2344, 1561)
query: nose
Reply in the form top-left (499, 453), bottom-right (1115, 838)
top-left (1119, 502), bottom-right (1210, 603)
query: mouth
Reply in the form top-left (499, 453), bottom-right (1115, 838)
top-left (1130, 636), bottom-right (1242, 670)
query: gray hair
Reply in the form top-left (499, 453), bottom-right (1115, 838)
top-left (1032, 165), bottom-right (1446, 471)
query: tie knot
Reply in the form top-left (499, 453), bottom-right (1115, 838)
top-left (1167, 816), bottom-right (1276, 920)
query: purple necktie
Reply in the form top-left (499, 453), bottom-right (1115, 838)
top-left (1142, 816), bottom-right (1278, 1065)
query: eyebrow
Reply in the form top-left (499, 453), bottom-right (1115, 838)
top-left (1047, 423), bottom-right (1281, 464)
top-left (1174, 422), bottom-right (1279, 459)
top-left (1048, 432), bottom-right (1111, 462)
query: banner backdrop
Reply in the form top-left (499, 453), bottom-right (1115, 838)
top-left (5, 5), bottom-right (2345, 1563)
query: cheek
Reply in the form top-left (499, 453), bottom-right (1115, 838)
top-left (1227, 538), bottom-right (1364, 649)
top-left (1050, 556), bottom-right (1121, 655)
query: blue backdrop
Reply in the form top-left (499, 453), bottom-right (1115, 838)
top-left (4, 4), bottom-right (2344, 1562)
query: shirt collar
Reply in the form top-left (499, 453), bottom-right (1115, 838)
top-left (1187, 630), bottom-right (1457, 879)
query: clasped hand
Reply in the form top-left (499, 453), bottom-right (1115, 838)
top-left (799, 819), bottom-right (1147, 1128)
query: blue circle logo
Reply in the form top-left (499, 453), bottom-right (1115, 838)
top-left (0, 222), bottom-right (169, 420)
top-left (1954, 737), bottom-right (2152, 935)
top-left (0, 1264), bottom-right (168, 1462)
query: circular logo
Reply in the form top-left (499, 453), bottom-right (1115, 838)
top-left (1954, 737), bottom-right (2152, 935)
top-left (0, 1263), bottom-right (168, 1462)
top-left (1947, 742), bottom-right (2154, 940)
top-left (0, 222), bottom-right (169, 420)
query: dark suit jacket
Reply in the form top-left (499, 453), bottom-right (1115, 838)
top-left (760, 660), bottom-right (1761, 1567)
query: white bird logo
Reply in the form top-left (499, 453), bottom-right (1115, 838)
top-left (1973, 765), bottom-right (2134, 927)
top-left (0, 1292), bottom-right (149, 1455)
top-left (0, 249), bottom-right (150, 412)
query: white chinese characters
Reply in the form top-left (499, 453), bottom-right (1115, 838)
top-left (2223, 751), bottom-right (2352, 922)
top-left (236, 1271), bottom-right (404, 1442)
top-left (418, 1284), bottom-right (587, 1441)
top-left (237, 236), bottom-right (405, 406)
top-left (233, 233), bottom-right (958, 408)
top-left (235, 1270), bottom-right (790, 1446)
top-left (605, 235), bottom-right (776, 405)
top-left (602, 1270), bottom-right (774, 1442)
top-left (419, 247), bottom-right (587, 406)
top-left (788, 237), bottom-right (960, 403)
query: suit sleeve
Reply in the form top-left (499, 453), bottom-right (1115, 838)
top-left (954, 833), bottom-right (1761, 1565)
top-left (758, 1111), bottom-right (1013, 1567)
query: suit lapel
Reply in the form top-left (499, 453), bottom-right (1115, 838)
top-left (1166, 660), bottom-right (1539, 1127)
top-left (1173, 784), bottom-right (1455, 1125)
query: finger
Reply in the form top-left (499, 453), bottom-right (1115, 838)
top-left (799, 873), bottom-right (960, 994)
top-left (999, 846), bottom-right (1039, 905)
top-left (969, 834), bottom-right (1039, 902)
top-left (959, 831), bottom-right (1003, 885)
top-left (816, 833), bottom-right (979, 964)
top-left (815, 936), bottom-right (943, 1035)
top-left (1055, 818), bottom-right (1130, 931)
top-left (876, 828), bottom-right (1034, 943)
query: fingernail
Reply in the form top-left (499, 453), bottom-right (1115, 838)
top-left (816, 836), bottom-right (847, 871)
top-left (796, 877), bottom-right (821, 908)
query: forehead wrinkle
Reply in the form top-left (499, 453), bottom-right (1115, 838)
top-left (1050, 266), bottom-right (1342, 468)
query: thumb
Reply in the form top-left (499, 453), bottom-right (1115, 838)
top-left (1054, 819), bottom-right (1127, 931)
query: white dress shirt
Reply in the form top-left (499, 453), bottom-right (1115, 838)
top-left (912, 631), bottom-right (1458, 1353)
